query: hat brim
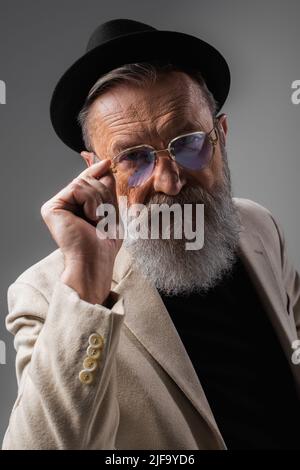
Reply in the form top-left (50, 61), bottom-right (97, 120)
top-left (50, 30), bottom-right (230, 153)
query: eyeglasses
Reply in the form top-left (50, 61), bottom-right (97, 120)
top-left (109, 121), bottom-right (219, 188)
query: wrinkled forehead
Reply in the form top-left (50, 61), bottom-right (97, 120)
top-left (88, 71), bottom-right (211, 130)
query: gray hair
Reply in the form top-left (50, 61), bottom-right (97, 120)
top-left (77, 61), bottom-right (218, 152)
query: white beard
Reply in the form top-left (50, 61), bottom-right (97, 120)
top-left (121, 149), bottom-right (241, 296)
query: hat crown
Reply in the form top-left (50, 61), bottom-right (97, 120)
top-left (51, 18), bottom-right (230, 153)
top-left (86, 18), bottom-right (157, 52)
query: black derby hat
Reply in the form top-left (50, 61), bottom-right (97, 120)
top-left (50, 18), bottom-right (231, 153)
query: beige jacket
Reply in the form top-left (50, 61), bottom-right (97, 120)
top-left (2, 198), bottom-right (300, 450)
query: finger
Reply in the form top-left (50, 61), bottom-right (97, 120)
top-left (44, 179), bottom-right (102, 217)
top-left (81, 177), bottom-right (114, 205)
top-left (82, 176), bottom-right (120, 227)
top-left (79, 156), bottom-right (111, 179)
top-left (97, 170), bottom-right (117, 198)
top-left (83, 196), bottom-right (99, 222)
top-left (80, 166), bottom-right (118, 205)
top-left (72, 183), bottom-right (102, 221)
top-left (79, 154), bottom-right (117, 200)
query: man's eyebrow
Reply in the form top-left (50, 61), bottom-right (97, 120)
top-left (111, 139), bottom-right (140, 155)
top-left (111, 121), bottom-right (202, 155)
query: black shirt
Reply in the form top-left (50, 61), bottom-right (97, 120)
top-left (158, 256), bottom-right (300, 449)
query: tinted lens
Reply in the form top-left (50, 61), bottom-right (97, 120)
top-left (170, 133), bottom-right (212, 171)
top-left (117, 147), bottom-right (155, 187)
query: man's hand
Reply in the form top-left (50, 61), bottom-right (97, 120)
top-left (41, 158), bottom-right (122, 305)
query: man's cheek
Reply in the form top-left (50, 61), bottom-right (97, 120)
top-left (116, 173), bottom-right (129, 197)
top-left (116, 177), bottom-right (139, 206)
top-left (116, 176), bottom-right (150, 206)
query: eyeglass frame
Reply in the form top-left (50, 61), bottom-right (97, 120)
top-left (110, 118), bottom-right (220, 176)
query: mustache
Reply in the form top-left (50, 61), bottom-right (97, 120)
top-left (144, 182), bottom-right (223, 208)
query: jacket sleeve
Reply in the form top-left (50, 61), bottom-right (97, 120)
top-left (2, 278), bottom-right (125, 450)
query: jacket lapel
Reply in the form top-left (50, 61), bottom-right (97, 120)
top-left (112, 245), bottom-right (226, 448)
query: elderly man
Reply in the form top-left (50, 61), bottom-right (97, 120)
top-left (2, 19), bottom-right (300, 450)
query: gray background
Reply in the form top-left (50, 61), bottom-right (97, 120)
top-left (0, 0), bottom-right (299, 442)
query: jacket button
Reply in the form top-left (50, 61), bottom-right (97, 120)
top-left (87, 345), bottom-right (101, 359)
top-left (88, 333), bottom-right (104, 349)
top-left (79, 369), bottom-right (94, 385)
top-left (83, 356), bottom-right (98, 371)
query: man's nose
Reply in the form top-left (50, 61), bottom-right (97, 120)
top-left (152, 151), bottom-right (186, 195)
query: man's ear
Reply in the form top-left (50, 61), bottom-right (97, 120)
top-left (81, 151), bottom-right (96, 168)
top-left (216, 113), bottom-right (228, 145)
